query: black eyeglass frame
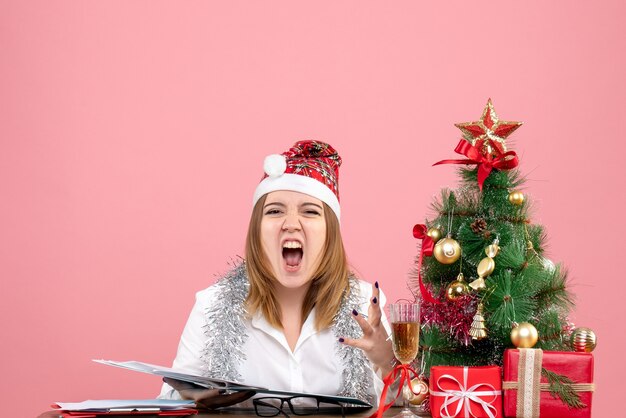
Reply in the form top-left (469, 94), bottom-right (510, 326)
top-left (252, 395), bottom-right (346, 418)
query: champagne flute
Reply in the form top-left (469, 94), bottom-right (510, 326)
top-left (389, 302), bottom-right (421, 418)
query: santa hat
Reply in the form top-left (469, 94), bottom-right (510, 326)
top-left (253, 140), bottom-right (342, 220)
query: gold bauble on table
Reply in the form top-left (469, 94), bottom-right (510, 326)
top-left (426, 226), bottom-right (443, 243)
top-left (511, 322), bottom-right (538, 348)
top-left (446, 273), bottom-right (470, 301)
top-left (571, 327), bottom-right (597, 352)
top-left (402, 377), bottom-right (429, 406)
top-left (433, 237), bottom-right (461, 264)
top-left (508, 190), bottom-right (525, 206)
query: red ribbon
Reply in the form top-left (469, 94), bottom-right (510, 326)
top-left (433, 139), bottom-right (519, 190)
top-left (413, 224), bottom-right (440, 305)
top-left (371, 363), bottom-right (421, 418)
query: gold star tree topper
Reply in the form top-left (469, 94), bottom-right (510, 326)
top-left (455, 99), bottom-right (523, 156)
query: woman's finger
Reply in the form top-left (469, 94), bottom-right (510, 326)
top-left (197, 390), bottom-right (256, 409)
top-left (163, 377), bottom-right (209, 391)
top-left (339, 336), bottom-right (372, 352)
top-left (163, 377), bottom-right (255, 409)
top-left (177, 388), bottom-right (222, 403)
top-left (367, 281), bottom-right (382, 327)
top-left (351, 309), bottom-right (374, 337)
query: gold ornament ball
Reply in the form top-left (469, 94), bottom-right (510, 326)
top-left (508, 191), bottom-right (525, 206)
top-left (427, 226), bottom-right (443, 243)
top-left (511, 322), bottom-right (538, 348)
top-left (402, 378), bottom-right (429, 406)
top-left (446, 274), bottom-right (470, 301)
top-left (433, 237), bottom-right (462, 264)
top-left (571, 327), bottom-right (597, 352)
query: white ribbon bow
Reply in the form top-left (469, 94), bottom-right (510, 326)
top-left (430, 366), bottom-right (501, 418)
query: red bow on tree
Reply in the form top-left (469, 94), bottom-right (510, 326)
top-left (413, 224), bottom-right (440, 305)
top-left (433, 139), bottom-right (519, 190)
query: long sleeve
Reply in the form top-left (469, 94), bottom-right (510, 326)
top-left (158, 287), bottom-right (217, 399)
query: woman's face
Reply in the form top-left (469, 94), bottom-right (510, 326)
top-left (260, 190), bottom-right (327, 291)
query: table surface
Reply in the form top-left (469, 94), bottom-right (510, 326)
top-left (38, 406), bottom-right (432, 418)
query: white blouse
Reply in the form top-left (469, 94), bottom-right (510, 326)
top-left (159, 278), bottom-right (391, 406)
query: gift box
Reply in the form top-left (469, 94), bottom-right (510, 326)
top-left (429, 365), bottom-right (503, 418)
top-left (503, 349), bottom-right (594, 418)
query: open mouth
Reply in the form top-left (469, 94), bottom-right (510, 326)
top-left (282, 240), bottom-right (303, 267)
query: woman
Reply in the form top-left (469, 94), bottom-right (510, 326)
top-left (159, 141), bottom-right (395, 409)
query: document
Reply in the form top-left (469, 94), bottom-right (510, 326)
top-left (94, 359), bottom-right (372, 407)
top-left (54, 399), bottom-right (195, 411)
top-left (93, 359), bottom-right (263, 390)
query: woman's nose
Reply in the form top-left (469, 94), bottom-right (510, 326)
top-left (282, 213), bottom-right (302, 231)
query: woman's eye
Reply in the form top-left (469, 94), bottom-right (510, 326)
top-left (304, 210), bottom-right (321, 216)
top-left (264, 209), bottom-right (281, 215)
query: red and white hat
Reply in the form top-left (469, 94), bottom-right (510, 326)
top-left (253, 140), bottom-right (342, 220)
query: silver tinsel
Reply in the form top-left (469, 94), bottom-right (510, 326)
top-left (200, 260), bottom-right (374, 403)
top-left (200, 261), bottom-right (250, 382)
top-left (333, 277), bottom-right (375, 404)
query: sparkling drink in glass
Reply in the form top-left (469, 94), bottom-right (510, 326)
top-left (388, 302), bottom-right (421, 418)
top-left (391, 321), bottom-right (420, 364)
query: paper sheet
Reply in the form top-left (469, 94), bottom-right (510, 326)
top-left (54, 399), bottom-right (195, 411)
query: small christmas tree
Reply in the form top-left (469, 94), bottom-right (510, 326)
top-left (411, 99), bottom-right (575, 375)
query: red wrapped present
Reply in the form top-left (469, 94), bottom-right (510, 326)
top-left (503, 349), bottom-right (594, 418)
top-left (429, 365), bottom-right (503, 418)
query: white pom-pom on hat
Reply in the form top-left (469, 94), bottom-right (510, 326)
top-left (263, 154), bottom-right (287, 178)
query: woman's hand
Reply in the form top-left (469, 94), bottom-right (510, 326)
top-left (163, 377), bottom-right (256, 410)
top-left (339, 281), bottom-right (396, 377)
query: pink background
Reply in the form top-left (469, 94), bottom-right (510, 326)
top-left (2, 1), bottom-right (623, 416)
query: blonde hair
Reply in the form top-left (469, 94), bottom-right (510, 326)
top-left (244, 194), bottom-right (350, 331)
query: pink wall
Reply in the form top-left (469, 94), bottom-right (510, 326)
top-left (2, 1), bottom-right (622, 416)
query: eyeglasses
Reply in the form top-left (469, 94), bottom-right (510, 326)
top-left (253, 396), bottom-right (346, 418)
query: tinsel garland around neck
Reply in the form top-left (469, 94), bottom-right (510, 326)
top-left (333, 276), bottom-right (375, 404)
top-left (200, 260), bottom-right (374, 403)
top-left (200, 261), bottom-right (250, 382)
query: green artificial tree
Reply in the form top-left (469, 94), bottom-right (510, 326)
top-left (410, 99), bottom-right (575, 376)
